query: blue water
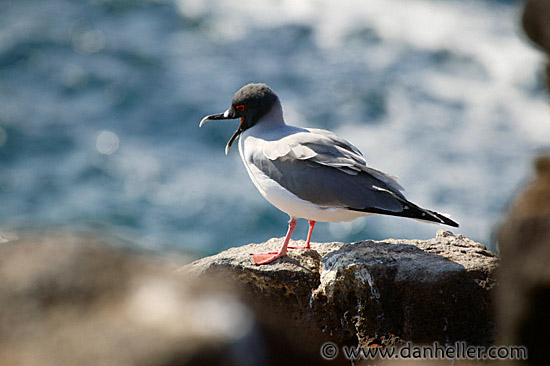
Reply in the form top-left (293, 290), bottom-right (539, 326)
top-left (1, 0), bottom-right (548, 256)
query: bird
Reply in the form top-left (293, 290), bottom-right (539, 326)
top-left (199, 83), bottom-right (459, 265)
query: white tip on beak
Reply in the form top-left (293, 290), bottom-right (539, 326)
top-left (199, 109), bottom-right (239, 155)
top-left (199, 109), bottom-right (231, 127)
top-left (199, 116), bottom-right (209, 127)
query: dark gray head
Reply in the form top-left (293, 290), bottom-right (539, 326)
top-left (199, 83), bottom-right (280, 154)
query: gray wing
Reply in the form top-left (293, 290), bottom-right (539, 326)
top-left (255, 128), bottom-right (459, 227)
top-left (256, 129), bottom-right (406, 212)
top-left (263, 128), bottom-right (404, 193)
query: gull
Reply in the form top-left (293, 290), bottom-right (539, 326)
top-left (199, 83), bottom-right (458, 265)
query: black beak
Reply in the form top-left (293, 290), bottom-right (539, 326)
top-left (199, 110), bottom-right (243, 155)
top-left (199, 112), bottom-right (234, 126)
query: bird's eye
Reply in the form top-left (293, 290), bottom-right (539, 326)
top-left (236, 105), bottom-right (245, 112)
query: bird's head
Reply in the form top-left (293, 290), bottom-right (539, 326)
top-left (199, 83), bottom-right (279, 155)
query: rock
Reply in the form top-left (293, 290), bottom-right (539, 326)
top-left (496, 154), bottom-right (550, 366)
top-left (0, 233), bottom-right (262, 366)
top-left (501, 155), bottom-right (550, 220)
top-left (522, 0), bottom-right (550, 93)
top-left (184, 230), bottom-right (498, 360)
top-left (523, 0), bottom-right (550, 54)
top-left (0, 231), bottom-right (499, 365)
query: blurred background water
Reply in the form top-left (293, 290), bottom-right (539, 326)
top-left (0, 0), bottom-right (548, 256)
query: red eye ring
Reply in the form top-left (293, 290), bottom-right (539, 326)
top-left (236, 105), bottom-right (245, 112)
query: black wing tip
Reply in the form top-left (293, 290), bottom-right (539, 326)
top-left (350, 205), bottom-right (459, 228)
top-left (434, 212), bottom-right (459, 228)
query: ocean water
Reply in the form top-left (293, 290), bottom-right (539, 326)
top-left (0, 0), bottom-right (548, 256)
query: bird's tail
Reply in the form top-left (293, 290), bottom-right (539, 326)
top-left (350, 197), bottom-right (459, 228)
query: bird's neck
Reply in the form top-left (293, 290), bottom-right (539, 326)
top-left (257, 100), bottom-right (285, 128)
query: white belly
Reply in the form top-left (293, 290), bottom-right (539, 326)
top-left (238, 135), bottom-right (369, 223)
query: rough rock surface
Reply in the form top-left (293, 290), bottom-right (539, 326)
top-left (184, 230), bottom-right (498, 356)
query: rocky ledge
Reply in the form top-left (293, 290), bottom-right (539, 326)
top-left (184, 230), bottom-right (498, 356)
top-left (0, 231), bottom-right (499, 365)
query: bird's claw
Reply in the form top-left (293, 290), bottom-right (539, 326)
top-left (251, 251), bottom-right (286, 265)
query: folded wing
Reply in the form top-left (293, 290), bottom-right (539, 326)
top-left (254, 128), bottom-right (458, 227)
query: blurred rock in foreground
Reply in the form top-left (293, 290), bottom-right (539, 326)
top-left (184, 230), bottom-right (498, 363)
top-left (0, 233), bottom-right (263, 366)
top-left (523, 0), bottom-right (550, 93)
top-left (497, 154), bottom-right (550, 366)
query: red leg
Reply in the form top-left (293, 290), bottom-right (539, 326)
top-left (252, 218), bottom-right (297, 265)
top-left (305, 220), bottom-right (316, 248)
top-left (289, 220), bottom-right (316, 249)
